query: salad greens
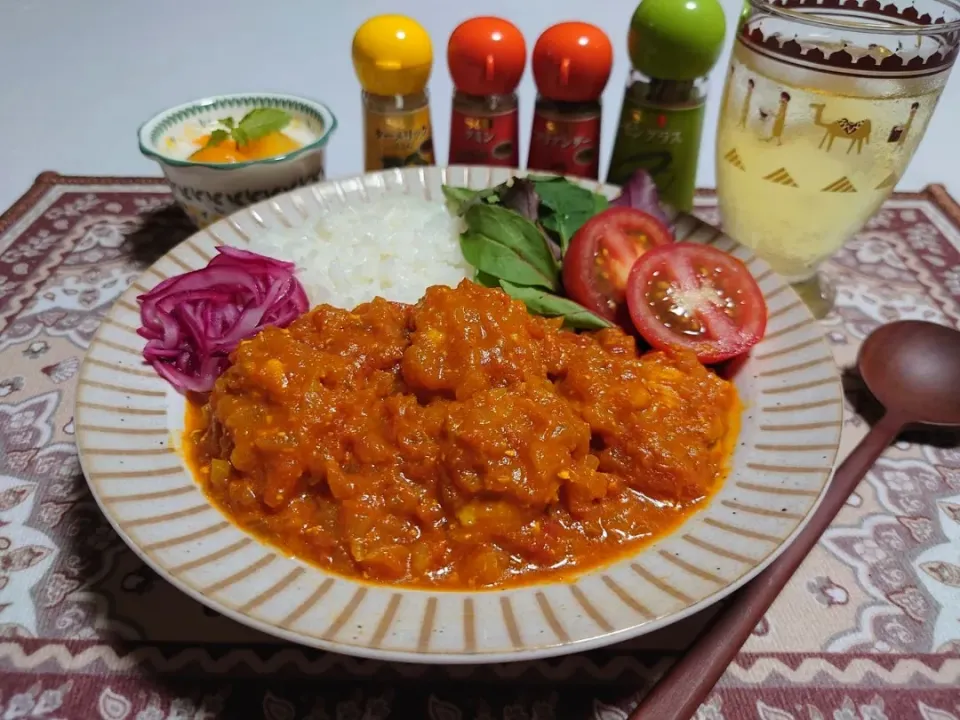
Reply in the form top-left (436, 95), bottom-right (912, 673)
top-left (610, 170), bottom-right (672, 228)
top-left (440, 185), bottom-right (493, 211)
top-left (442, 175), bottom-right (613, 330)
top-left (528, 175), bottom-right (609, 254)
top-left (441, 171), bottom-right (671, 331)
top-left (499, 281), bottom-right (611, 330)
top-left (459, 231), bottom-right (557, 291)
top-left (463, 204), bottom-right (558, 288)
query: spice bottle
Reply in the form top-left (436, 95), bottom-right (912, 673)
top-left (527, 22), bottom-right (613, 180)
top-left (352, 14), bottom-right (436, 171)
top-left (447, 17), bottom-right (526, 167)
top-left (607, 0), bottom-right (726, 211)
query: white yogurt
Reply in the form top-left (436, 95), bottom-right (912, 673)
top-left (161, 115), bottom-right (320, 161)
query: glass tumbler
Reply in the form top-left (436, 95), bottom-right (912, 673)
top-left (715, 0), bottom-right (960, 317)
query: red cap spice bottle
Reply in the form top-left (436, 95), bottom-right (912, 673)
top-left (527, 22), bottom-right (613, 179)
top-left (447, 17), bottom-right (526, 167)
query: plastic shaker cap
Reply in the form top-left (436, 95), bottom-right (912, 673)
top-left (628, 0), bottom-right (727, 81)
top-left (353, 14), bottom-right (433, 96)
top-left (532, 22), bottom-right (613, 103)
top-left (448, 16), bottom-right (526, 96)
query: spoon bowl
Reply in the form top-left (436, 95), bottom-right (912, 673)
top-left (859, 320), bottom-right (960, 427)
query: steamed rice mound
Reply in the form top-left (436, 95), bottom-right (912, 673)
top-left (249, 195), bottom-right (473, 308)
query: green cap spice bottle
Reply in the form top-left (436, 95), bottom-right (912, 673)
top-left (607, 0), bottom-right (726, 211)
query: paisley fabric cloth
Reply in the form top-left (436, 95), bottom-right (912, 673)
top-left (0, 173), bottom-right (958, 720)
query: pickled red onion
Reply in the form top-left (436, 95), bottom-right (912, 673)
top-left (137, 246), bottom-right (308, 394)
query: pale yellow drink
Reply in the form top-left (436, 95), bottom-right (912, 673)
top-left (716, 39), bottom-right (945, 282)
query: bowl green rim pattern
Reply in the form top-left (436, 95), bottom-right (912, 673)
top-left (138, 92), bottom-right (338, 171)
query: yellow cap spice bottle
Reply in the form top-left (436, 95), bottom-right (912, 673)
top-left (352, 14), bottom-right (436, 171)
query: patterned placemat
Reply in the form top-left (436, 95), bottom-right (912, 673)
top-left (0, 172), bottom-right (958, 719)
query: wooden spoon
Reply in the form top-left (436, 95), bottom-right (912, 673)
top-left (630, 320), bottom-right (960, 720)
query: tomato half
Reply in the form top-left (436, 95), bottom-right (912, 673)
top-left (562, 207), bottom-right (673, 322)
top-left (625, 242), bottom-right (767, 364)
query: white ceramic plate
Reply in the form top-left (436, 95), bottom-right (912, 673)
top-left (75, 166), bottom-right (843, 663)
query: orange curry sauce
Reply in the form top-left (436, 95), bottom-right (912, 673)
top-left (184, 280), bottom-right (740, 589)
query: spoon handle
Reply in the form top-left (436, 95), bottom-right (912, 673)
top-left (628, 411), bottom-right (906, 720)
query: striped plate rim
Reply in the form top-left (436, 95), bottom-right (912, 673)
top-left (75, 165), bottom-right (843, 663)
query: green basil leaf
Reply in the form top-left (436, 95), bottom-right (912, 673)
top-left (533, 178), bottom-right (610, 253)
top-left (205, 129), bottom-right (230, 148)
top-left (474, 270), bottom-right (502, 288)
top-left (220, 116), bottom-right (236, 130)
top-left (459, 232), bottom-right (557, 291)
top-left (559, 196), bottom-right (610, 253)
top-left (533, 177), bottom-right (596, 212)
top-left (231, 127), bottom-right (249, 146)
top-left (525, 173), bottom-right (563, 183)
top-left (441, 185), bottom-right (499, 215)
top-left (442, 185), bottom-right (480, 214)
top-left (499, 280), bottom-right (612, 330)
top-left (233, 108), bottom-right (291, 145)
top-left (464, 204), bottom-right (559, 286)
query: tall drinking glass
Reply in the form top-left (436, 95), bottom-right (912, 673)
top-left (716, 0), bottom-right (960, 316)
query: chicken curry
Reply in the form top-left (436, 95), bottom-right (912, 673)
top-left (185, 280), bottom-right (739, 589)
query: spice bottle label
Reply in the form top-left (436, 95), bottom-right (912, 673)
top-left (449, 107), bottom-right (519, 167)
top-left (363, 106), bottom-right (435, 171)
top-left (527, 109), bottom-right (601, 180)
top-left (607, 94), bottom-right (706, 212)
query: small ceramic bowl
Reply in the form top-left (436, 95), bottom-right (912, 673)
top-left (139, 92), bottom-right (337, 227)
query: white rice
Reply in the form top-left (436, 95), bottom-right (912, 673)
top-left (249, 195), bottom-right (473, 308)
